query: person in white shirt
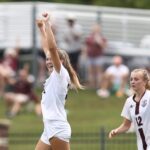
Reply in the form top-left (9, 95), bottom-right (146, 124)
top-left (60, 13), bottom-right (83, 72)
top-left (35, 12), bottom-right (83, 150)
top-left (97, 55), bottom-right (129, 98)
top-left (109, 68), bottom-right (150, 150)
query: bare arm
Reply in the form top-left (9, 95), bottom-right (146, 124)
top-left (108, 118), bottom-right (131, 139)
top-left (43, 13), bottom-right (61, 73)
top-left (36, 19), bottom-right (49, 54)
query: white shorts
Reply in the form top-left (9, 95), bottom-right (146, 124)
top-left (5, 92), bottom-right (29, 103)
top-left (147, 146), bottom-right (150, 150)
top-left (15, 94), bottom-right (29, 103)
top-left (87, 57), bottom-right (104, 66)
top-left (40, 119), bottom-right (71, 145)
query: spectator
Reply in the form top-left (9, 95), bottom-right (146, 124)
top-left (97, 55), bottom-right (129, 98)
top-left (0, 44), bottom-right (20, 97)
top-left (4, 68), bottom-right (41, 118)
top-left (2, 47), bottom-right (19, 74)
top-left (85, 23), bottom-right (107, 88)
top-left (60, 13), bottom-right (83, 72)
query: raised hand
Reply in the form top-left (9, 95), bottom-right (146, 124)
top-left (42, 12), bottom-right (50, 23)
top-left (36, 19), bottom-right (44, 28)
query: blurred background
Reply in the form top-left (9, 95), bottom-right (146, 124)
top-left (0, 0), bottom-right (150, 150)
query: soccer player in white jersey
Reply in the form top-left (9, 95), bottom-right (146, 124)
top-left (35, 13), bottom-right (83, 150)
top-left (109, 68), bottom-right (150, 150)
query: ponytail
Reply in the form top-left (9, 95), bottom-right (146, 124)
top-left (58, 49), bottom-right (84, 90)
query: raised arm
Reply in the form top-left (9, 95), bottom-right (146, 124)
top-left (42, 13), bottom-right (61, 73)
top-left (36, 19), bottom-right (49, 55)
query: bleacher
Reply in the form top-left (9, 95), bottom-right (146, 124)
top-left (0, 2), bottom-right (33, 49)
top-left (0, 2), bottom-right (150, 54)
top-left (0, 2), bottom-right (150, 72)
top-left (0, 3), bottom-right (150, 46)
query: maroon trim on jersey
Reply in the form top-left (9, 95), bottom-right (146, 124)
top-left (133, 91), bottom-right (146, 114)
top-left (138, 128), bottom-right (147, 150)
top-left (135, 102), bottom-right (140, 115)
top-left (134, 91), bottom-right (147, 150)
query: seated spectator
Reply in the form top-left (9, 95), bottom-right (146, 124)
top-left (97, 55), bottom-right (129, 98)
top-left (4, 68), bottom-right (41, 118)
top-left (85, 23), bottom-right (107, 89)
top-left (0, 42), bottom-right (20, 97)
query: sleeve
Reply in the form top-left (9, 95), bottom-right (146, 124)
top-left (54, 64), bottom-right (68, 79)
top-left (53, 64), bottom-right (70, 87)
top-left (106, 66), bottom-right (113, 74)
top-left (121, 98), bottom-right (132, 121)
top-left (73, 24), bottom-right (82, 36)
top-left (124, 66), bottom-right (129, 74)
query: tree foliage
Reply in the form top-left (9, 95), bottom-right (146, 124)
top-left (1, 0), bottom-right (150, 9)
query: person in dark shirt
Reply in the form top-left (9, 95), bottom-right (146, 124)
top-left (85, 24), bottom-right (107, 88)
top-left (4, 68), bottom-right (41, 118)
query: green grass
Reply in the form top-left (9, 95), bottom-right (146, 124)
top-left (0, 89), bottom-right (136, 150)
top-left (67, 89), bottom-right (125, 131)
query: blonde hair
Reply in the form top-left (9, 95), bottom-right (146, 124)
top-left (131, 68), bottom-right (150, 90)
top-left (58, 49), bottom-right (84, 90)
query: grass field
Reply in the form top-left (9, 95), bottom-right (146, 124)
top-left (0, 89), bottom-right (136, 150)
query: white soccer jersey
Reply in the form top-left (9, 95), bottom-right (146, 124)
top-left (62, 23), bottom-right (82, 53)
top-left (41, 64), bottom-right (70, 121)
top-left (121, 90), bottom-right (150, 150)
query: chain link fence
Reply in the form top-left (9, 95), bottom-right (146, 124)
top-left (9, 128), bottom-right (136, 150)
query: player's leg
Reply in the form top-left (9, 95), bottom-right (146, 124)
top-left (50, 137), bottom-right (70, 150)
top-left (35, 139), bottom-right (52, 150)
